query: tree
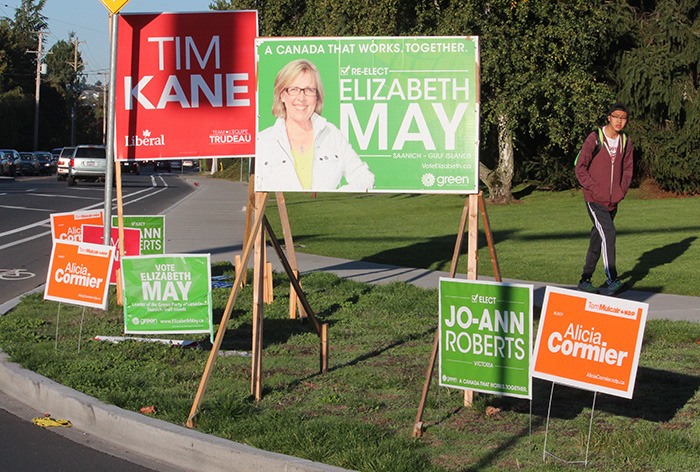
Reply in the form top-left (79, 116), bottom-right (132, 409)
top-left (431, 0), bottom-right (636, 201)
top-left (5, 0), bottom-right (47, 94)
top-left (215, 1), bottom-right (638, 201)
top-left (619, 0), bottom-right (699, 194)
top-left (0, 0), bottom-right (48, 148)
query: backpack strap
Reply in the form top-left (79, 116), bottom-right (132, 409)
top-left (574, 129), bottom-right (627, 167)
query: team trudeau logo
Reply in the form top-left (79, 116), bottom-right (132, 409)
top-left (125, 129), bottom-right (165, 147)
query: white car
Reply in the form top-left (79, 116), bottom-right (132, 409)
top-left (66, 145), bottom-right (108, 186)
top-left (56, 146), bottom-right (75, 181)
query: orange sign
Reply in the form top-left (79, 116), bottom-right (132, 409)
top-left (44, 240), bottom-right (115, 310)
top-left (532, 286), bottom-right (648, 399)
top-left (50, 210), bottom-right (104, 242)
top-left (100, 0), bottom-right (131, 14)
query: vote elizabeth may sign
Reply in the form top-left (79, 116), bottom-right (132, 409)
top-left (255, 37), bottom-right (480, 194)
top-left (115, 11), bottom-right (258, 161)
top-left (439, 278), bottom-right (533, 399)
top-left (532, 287), bottom-right (649, 399)
top-left (121, 255), bottom-right (212, 335)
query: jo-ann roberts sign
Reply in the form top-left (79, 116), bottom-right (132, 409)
top-left (115, 11), bottom-right (258, 161)
top-left (439, 278), bottom-right (533, 399)
top-left (532, 287), bottom-right (649, 399)
top-left (255, 37), bottom-right (480, 194)
top-left (121, 254), bottom-right (212, 335)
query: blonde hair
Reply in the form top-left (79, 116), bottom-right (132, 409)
top-left (271, 59), bottom-right (324, 118)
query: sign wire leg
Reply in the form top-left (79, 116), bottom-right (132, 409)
top-left (77, 306), bottom-right (86, 353)
top-left (543, 382), bottom-right (595, 465)
top-left (54, 302), bottom-right (62, 351)
top-left (584, 391), bottom-right (597, 467)
top-left (542, 381), bottom-right (555, 462)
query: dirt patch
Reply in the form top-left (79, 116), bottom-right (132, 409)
top-left (634, 179), bottom-right (685, 199)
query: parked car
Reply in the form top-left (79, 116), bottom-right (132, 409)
top-left (182, 159), bottom-right (198, 168)
top-left (56, 146), bottom-right (75, 181)
top-left (18, 152), bottom-right (41, 176)
top-left (0, 150), bottom-right (8, 176)
top-left (33, 151), bottom-right (56, 175)
top-left (121, 160), bottom-right (140, 174)
top-left (66, 145), bottom-right (108, 186)
top-left (155, 160), bottom-right (171, 172)
top-left (0, 149), bottom-right (20, 177)
top-left (170, 160), bottom-right (182, 171)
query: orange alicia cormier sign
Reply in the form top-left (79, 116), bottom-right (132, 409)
top-left (532, 286), bottom-right (649, 399)
top-left (44, 240), bottom-right (115, 310)
top-left (50, 210), bottom-right (104, 242)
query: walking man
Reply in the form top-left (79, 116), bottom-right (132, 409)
top-left (575, 102), bottom-right (634, 296)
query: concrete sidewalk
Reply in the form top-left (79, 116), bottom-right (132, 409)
top-left (166, 174), bottom-right (700, 323)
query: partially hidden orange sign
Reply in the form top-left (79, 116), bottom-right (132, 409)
top-left (50, 210), bottom-right (104, 242)
top-left (44, 240), bottom-right (115, 310)
top-left (532, 286), bottom-right (648, 399)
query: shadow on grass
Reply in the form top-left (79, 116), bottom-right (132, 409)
top-left (620, 236), bottom-right (697, 289)
top-left (527, 367), bottom-right (699, 423)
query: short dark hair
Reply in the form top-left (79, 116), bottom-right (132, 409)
top-left (608, 102), bottom-right (628, 116)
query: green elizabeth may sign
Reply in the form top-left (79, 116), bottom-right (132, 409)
top-left (121, 254), bottom-right (212, 335)
top-left (255, 37), bottom-right (480, 194)
top-left (439, 278), bottom-right (533, 399)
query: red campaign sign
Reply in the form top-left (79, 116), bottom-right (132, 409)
top-left (115, 11), bottom-right (258, 161)
top-left (82, 225), bottom-right (141, 285)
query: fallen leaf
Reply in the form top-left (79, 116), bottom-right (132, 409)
top-left (140, 405), bottom-right (156, 415)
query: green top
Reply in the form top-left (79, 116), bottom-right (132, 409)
top-left (292, 143), bottom-right (314, 190)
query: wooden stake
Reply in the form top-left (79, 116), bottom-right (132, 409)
top-left (264, 262), bottom-right (273, 304)
top-left (262, 216), bottom-right (327, 373)
top-left (233, 254), bottom-right (246, 287)
top-left (289, 269), bottom-right (300, 319)
top-left (275, 193), bottom-right (306, 319)
top-left (478, 192), bottom-right (502, 281)
top-left (412, 193), bottom-right (502, 436)
top-left (186, 193), bottom-right (269, 428)
top-left (251, 196), bottom-right (266, 400)
top-left (320, 323), bottom-right (328, 373)
top-left (115, 161), bottom-right (125, 305)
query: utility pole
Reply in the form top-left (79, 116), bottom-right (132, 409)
top-left (27, 30), bottom-right (47, 151)
top-left (99, 69), bottom-right (109, 144)
top-left (69, 37), bottom-right (84, 146)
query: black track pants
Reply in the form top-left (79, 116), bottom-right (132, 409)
top-left (581, 202), bottom-right (618, 282)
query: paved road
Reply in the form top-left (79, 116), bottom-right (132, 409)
top-left (0, 391), bottom-right (177, 472)
top-left (0, 170), bottom-right (193, 305)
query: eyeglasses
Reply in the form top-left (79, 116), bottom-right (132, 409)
top-left (610, 114), bottom-right (628, 121)
top-left (285, 86), bottom-right (317, 97)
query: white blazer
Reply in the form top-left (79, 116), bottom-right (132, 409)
top-left (255, 113), bottom-right (375, 192)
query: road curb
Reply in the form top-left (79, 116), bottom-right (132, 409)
top-left (0, 349), bottom-right (353, 472)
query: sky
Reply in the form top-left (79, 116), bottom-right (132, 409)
top-left (0, 0), bottom-right (214, 83)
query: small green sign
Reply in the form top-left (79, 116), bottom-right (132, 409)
top-left (121, 254), bottom-right (212, 336)
top-left (439, 278), bottom-right (533, 399)
top-left (112, 215), bottom-right (165, 255)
